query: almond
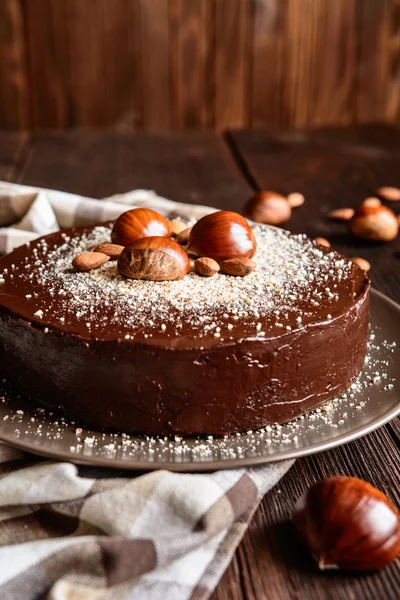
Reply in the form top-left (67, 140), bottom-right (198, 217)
top-left (170, 219), bottom-right (187, 236)
top-left (220, 257), bottom-right (256, 277)
top-left (351, 257), bottom-right (371, 272)
top-left (315, 237), bottom-right (331, 248)
top-left (94, 243), bottom-right (124, 260)
top-left (328, 208), bottom-right (355, 221)
top-left (72, 252), bottom-right (110, 272)
top-left (377, 186), bottom-right (400, 202)
top-left (176, 227), bottom-right (192, 246)
top-left (287, 192), bottom-right (305, 208)
top-left (194, 257), bottom-right (220, 277)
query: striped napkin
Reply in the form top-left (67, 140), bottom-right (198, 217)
top-left (0, 182), bottom-right (293, 600)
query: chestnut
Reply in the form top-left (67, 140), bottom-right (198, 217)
top-left (118, 236), bottom-right (190, 281)
top-left (187, 211), bottom-right (256, 262)
top-left (293, 476), bottom-right (400, 571)
top-left (244, 191), bottom-right (291, 226)
top-left (111, 208), bottom-right (172, 246)
top-left (349, 203), bottom-right (398, 242)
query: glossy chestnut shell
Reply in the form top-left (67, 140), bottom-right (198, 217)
top-left (118, 236), bottom-right (190, 281)
top-left (244, 191), bottom-right (292, 226)
top-left (349, 204), bottom-right (398, 242)
top-left (111, 208), bottom-right (172, 246)
top-left (293, 476), bottom-right (400, 571)
top-left (187, 211), bottom-right (256, 262)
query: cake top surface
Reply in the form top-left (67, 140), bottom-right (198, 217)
top-left (0, 223), bottom-right (368, 349)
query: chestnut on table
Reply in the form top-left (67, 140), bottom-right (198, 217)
top-left (349, 203), bottom-right (399, 242)
top-left (293, 476), bottom-right (400, 571)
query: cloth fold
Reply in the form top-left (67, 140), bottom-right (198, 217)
top-left (0, 182), bottom-right (293, 600)
top-left (0, 182), bottom-right (218, 254)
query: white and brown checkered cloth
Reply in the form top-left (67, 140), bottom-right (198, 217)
top-left (0, 182), bottom-right (294, 600)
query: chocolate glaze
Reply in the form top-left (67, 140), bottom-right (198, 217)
top-left (0, 224), bottom-right (370, 435)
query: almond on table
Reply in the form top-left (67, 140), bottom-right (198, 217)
top-left (328, 208), bottom-right (355, 221)
top-left (287, 192), bottom-right (305, 208)
top-left (377, 186), bottom-right (400, 202)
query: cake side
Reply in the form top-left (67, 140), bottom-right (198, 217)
top-left (0, 284), bottom-right (369, 434)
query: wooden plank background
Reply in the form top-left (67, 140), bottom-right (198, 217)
top-left (0, 0), bottom-right (399, 131)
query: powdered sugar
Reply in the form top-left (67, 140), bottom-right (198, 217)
top-left (4, 223), bottom-right (359, 341)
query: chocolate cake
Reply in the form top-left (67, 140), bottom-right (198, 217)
top-left (0, 222), bottom-right (370, 435)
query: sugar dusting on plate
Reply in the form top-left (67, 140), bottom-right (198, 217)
top-left (0, 328), bottom-right (396, 468)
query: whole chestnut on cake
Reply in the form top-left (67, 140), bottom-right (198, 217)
top-left (244, 191), bottom-right (292, 226)
top-left (187, 211), bottom-right (256, 262)
top-left (349, 203), bottom-right (398, 242)
top-left (293, 476), bottom-right (400, 571)
top-left (118, 236), bottom-right (190, 281)
top-left (111, 208), bottom-right (172, 246)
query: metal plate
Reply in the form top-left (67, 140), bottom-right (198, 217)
top-left (0, 288), bottom-right (399, 471)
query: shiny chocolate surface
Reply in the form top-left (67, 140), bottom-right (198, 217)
top-left (0, 290), bottom-right (397, 472)
top-left (0, 223), bottom-right (370, 435)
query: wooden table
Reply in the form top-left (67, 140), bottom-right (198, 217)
top-left (1, 125), bottom-right (399, 599)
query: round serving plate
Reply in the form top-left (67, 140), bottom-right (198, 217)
top-left (0, 288), bottom-right (399, 472)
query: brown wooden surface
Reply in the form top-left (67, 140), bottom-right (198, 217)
top-left (0, 131), bottom-right (28, 181)
top-left (17, 131), bottom-right (250, 210)
top-left (0, 0), bottom-right (29, 130)
top-left (214, 0), bottom-right (251, 130)
top-left (1, 0), bottom-right (400, 131)
top-left (219, 124), bottom-right (400, 600)
top-left (2, 125), bottom-right (400, 599)
top-left (170, 0), bottom-right (213, 130)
